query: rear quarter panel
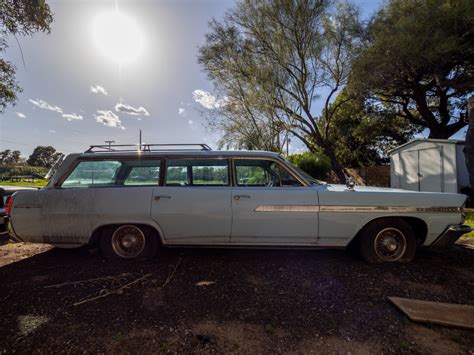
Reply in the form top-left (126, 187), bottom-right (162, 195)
top-left (316, 187), bottom-right (464, 246)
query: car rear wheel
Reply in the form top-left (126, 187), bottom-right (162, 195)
top-left (359, 218), bottom-right (416, 263)
top-left (100, 224), bottom-right (158, 259)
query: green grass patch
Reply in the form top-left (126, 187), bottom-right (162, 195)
top-left (0, 180), bottom-right (48, 187)
top-left (465, 213), bottom-right (474, 238)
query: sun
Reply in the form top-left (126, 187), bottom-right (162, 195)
top-left (93, 11), bottom-right (144, 65)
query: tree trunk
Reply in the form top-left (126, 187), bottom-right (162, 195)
top-left (465, 97), bottom-right (474, 190)
top-left (323, 146), bottom-right (346, 184)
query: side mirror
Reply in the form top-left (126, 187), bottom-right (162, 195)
top-left (346, 176), bottom-right (355, 191)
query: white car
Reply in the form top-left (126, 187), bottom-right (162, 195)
top-left (6, 144), bottom-right (472, 262)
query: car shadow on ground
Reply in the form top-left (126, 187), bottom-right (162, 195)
top-left (1, 244), bottom-right (474, 353)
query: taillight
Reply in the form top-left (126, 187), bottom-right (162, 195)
top-left (5, 195), bottom-right (14, 216)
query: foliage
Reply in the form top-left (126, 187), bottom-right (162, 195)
top-left (0, 0), bottom-right (53, 112)
top-left (327, 90), bottom-right (420, 167)
top-left (287, 151), bottom-right (331, 180)
top-left (27, 146), bottom-right (61, 168)
top-left (0, 149), bottom-right (22, 164)
top-left (0, 164), bottom-right (48, 178)
top-left (198, 0), bottom-right (363, 182)
top-left (349, 0), bottom-right (474, 138)
top-left (0, 179), bottom-right (47, 187)
top-left (464, 213), bottom-right (474, 239)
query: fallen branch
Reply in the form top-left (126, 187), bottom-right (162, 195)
top-left (73, 273), bottom-right (152, 307)
top-left (45, 273), bottom-right (132, 289)
top-left (162, 258), bottom-right (181, 288)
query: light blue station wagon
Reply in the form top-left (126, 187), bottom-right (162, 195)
top-left (6, 144), bottom-right (472, 263)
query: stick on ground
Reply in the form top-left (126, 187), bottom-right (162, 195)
top-left (73, 273), bottom-right (152, 307)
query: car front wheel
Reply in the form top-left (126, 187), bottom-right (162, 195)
top-left (100, 224), bottom-right (158, 259)
top-left (359, 218), bottom-right (416, 263)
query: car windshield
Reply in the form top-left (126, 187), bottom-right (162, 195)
top-left (281, 158), bottom-right (323, 186)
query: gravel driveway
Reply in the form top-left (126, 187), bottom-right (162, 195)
top-left (1, 240), bottom-right (473, 354)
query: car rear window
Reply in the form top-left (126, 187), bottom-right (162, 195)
top-left (61, 159), bottom-right (162, 188)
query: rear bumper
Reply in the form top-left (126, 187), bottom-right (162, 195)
top-left (430, 224), bottom-right (472, 248)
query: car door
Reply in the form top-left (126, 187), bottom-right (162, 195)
top-left (231, 158), bottom-right (319, 245)
top-left (150, 157), bottom-right (232, 244)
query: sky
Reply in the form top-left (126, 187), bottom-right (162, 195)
top-left (0, 0), bottom-right (395, 157)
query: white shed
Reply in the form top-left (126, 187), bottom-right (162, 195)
top-left (390, 139), bottom-right (470, 193)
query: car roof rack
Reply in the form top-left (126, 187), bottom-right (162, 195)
top-left (85, 143), bottom-right (212, 153)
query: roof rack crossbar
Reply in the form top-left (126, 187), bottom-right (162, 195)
top-left (85, 143), bottom-right (212, 153)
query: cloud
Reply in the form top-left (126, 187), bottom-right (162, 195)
top-left (178, 107), bottom-right (186, 116)
top-left (62, 113), bottom-right (83, 121)
top-left (29, 99), bottom-right (63, 113)
top-left (192, 90), bottom-right (227, 110)
top-left (90, 85), bottom-right (108, 96)
top-left (15, 112), bottom-right (26, 118)
top-left (188, 119), bottom-right (193, 125)
top-left (114, 102), bottom-right (149, 117)
top-left (49, 129), bottom-right (56, 134)
top-left (94, 110), bottom-right (125, 129)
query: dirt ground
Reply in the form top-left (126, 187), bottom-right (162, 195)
top-left (1, 236), bottom-right (474, 354)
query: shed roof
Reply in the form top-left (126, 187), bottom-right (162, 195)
top-left (388, 139), bottom-right (465, 155)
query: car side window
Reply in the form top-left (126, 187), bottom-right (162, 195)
top-left (166, 159), bottom-right (229, 186)
top-left (62, 160), bottom-right (122, 188)
top-left (122, 160), bottom-right (161, 186)
top-left (235, 159), bottom-right (302, 187)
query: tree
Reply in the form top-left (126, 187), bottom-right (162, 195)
top-left (1, 0), bottom-right (53, 112)
top-left (27, 146), bottom-right (61, 168)
top-left (0, 149), bottom-right (22, 164)
top-left (287, 151), bottom-right (331, 180)
top-left (349, 0), bottom-right (474, 139)
top-left (198, 0), bottom-right (362, 183)
top-left (327, 90), bottom-right (420, 167)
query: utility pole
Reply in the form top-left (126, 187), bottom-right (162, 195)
top-left (139, 129), bottom-right (142, 150)
top-left (104, 140), bottom-right (115, 150)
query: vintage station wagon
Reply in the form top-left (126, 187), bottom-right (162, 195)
top-left (6, 143), bottom-right (472, 263)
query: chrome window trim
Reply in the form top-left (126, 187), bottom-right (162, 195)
top-left (55, 153), bottom-right (312, 188)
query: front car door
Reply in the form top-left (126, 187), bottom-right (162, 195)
top-left (151, 157), bottom-right (232, 245)
top-left (231, 158), bottom-right (319, 245)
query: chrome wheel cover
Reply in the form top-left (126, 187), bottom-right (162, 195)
top-left (373, 227), bottom-right (407, 262)
top-left (111, 225), bottom-right (146, 258)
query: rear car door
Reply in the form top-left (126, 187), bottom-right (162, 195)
top-left (151, 158), bottom-right (232, 244)
top-left (231, 158), bottom-right (319, 245)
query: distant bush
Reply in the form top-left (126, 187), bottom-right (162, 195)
top-left (0, 165), bottom-right (48, 179)
top-left (287, 152), bottom-right (331, 181)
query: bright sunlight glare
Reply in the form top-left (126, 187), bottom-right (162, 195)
top-left (93, 11), bottom-right (144, 65)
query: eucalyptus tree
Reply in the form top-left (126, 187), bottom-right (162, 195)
top-left (198, 0), bottom-right (361, 182)
top-left (0, 0), bottom-right (53, 112)
top-left (349, 0), bottom-right (474, 139)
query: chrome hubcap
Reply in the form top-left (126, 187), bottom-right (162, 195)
top-left (374, 228), bottom-right (406, 261)
top-left (111, 225), bottom-right (145, 258)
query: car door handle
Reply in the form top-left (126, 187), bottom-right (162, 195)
top-left (154, 195), bottom-right (171, 201)
top-left (234, 195), bottom-right (251, 200)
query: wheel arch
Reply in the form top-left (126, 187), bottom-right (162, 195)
top-left (88, 222), bottom-right (164, 246)
top-left (347, 215), bottom-right (428, 249)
